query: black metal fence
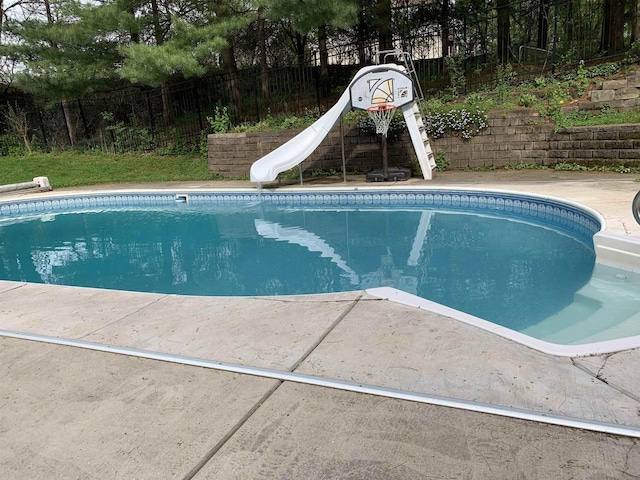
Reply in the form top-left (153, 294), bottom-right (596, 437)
top-left (0, 4), bottom-right (632, 157)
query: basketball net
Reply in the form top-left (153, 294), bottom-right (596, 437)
top-left (366, 104), bottom-right (397, 136)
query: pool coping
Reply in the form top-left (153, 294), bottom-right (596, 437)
top-left (4, 183), bottom-right (640, 357)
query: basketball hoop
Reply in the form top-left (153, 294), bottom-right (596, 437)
top-left (366, 103), bottom-right (397, 136)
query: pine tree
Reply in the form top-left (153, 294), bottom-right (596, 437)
top-left (0, 0), bottom-right (122, 100)
top-left (261, 0), bottom-right (357, 93)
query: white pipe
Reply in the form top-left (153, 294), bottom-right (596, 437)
top-left (0, 176), bottom-right (51, 193)
top-left (2, 328), bottom-right (640, 439)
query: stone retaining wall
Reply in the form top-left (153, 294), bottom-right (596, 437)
top-left (208, 125), bottom-right (414, 178)
top-left (432, 110), bottom-right (640, 169)
top-left (208, 110), bottom-right (640, 177)
top-left (586, 70), bottom-right (640, 111)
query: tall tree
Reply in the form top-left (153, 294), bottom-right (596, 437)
top-left (0, 0), bottom-right (123, 143)
top-left (601, 0), bottom-right (625, 54)
top-left (441, 0), bottom-right (449, 58)
top-left (118, 0), bottom-right (250, 115)
top-left (537, 0), bottom-right (550, 50)
top-left (257, 6), bottom-right (269, 98)
top-left (633, 0), bottom-right (640, 44)
top-left (496, 0), bottom-right (510, 63)
top-left (375, 0), bottom-right (392, 54)
top-left (262, 0), bottom-right (357, 94)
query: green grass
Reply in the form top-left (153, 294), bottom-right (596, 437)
top-left (0, 151), bottom-right (220, 188)
top-left (554, 108), bottom-right (640, 129)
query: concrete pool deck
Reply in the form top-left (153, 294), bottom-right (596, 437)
top-left (2, 170), bottom-right (640, 478)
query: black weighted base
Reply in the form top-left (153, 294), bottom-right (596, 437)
top-left (633, 191), bottom-right (640, 225)
top-left (366, 167), bottom-right (412, 182)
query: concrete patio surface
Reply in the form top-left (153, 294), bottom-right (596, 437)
top-left (2, 170), bottom-right (640, 478)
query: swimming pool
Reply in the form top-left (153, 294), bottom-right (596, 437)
top-left (1, 187), bottom-right (638, 353)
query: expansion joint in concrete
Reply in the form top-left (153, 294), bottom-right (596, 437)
top-left (571, 357), bottom-right (640, 404)
top-left (289, 295), bottom-right (361, 372)
top-left (182, 295), bottom-right (361, 478)
top-left (181, 380), bottom-right (283, 480)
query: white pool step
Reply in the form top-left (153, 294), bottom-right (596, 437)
top-left (521, 265), bottom-right (640, 345)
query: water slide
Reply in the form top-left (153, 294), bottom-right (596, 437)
top-left (249, 64), bottom-right (435, 183)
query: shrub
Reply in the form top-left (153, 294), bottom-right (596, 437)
top-left (207, 106), bottom-right (231, 134)
top-left (357, 112), bottom-right (407, 142)
top-left (422, 107), bottom-right (488, 139)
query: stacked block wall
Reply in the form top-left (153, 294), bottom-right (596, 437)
top-left (208, 110), bottom-right (640, 177)
top-left (208, 125), bottom-right (414, 177)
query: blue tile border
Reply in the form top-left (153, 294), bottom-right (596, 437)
top-left (0, 189), bottom-right (602, 245)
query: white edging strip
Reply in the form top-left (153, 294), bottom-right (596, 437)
top-left (2, 328), bottom-right (640, 439)
top-left (365, 287), bottom-right (640, 357)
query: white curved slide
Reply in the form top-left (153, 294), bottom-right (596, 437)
top-left (250, 88), bottom-right (352, 183)
top-left (249, 64), bottom-right (435, 183)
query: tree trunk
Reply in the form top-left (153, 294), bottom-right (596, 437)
top-left (160, 80), bottom-right (172, 125)
top-left (497, 0), bottom-right (510, 63)
top-left (222, 44), bottom-right (243, 116)
top-left (318, 24), bottom-right (329, 96)
top-left (294, 32), bottom-right (306, 70)
top-left (43, 0), bottom-right (53, 23)
top-left (603, 0), bottom-right (625, 53)
top-left (150, 0), bottom-right (163, 46)
top-left (258, 7), bottom-right (269, 98)
top-left (129, 4), bottom-right (140, 44)
top-left (61, 99), bottom-right (76, 145)
top-left (150, 0), bottom-right (173, 123)
top-left (537, 0), bottom-right (550, 50)
top-left (357, 4), bottom-right (367, 66)
top-left (376, 0), bottom-right (393, 55)
top-left (44, 0), bottom-right (77, 145)
top-left (441, 0), bottom-right (449, 58)
top-left (633, 0), bottom-right (640, 44)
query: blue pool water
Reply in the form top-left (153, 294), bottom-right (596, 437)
top-left (1, 189), bottom-right (638, 345)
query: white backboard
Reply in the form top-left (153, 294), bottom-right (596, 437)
top-left (349, 69), bottom-right (414, 111)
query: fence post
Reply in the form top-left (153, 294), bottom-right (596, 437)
top-left (37, 108), bottom-right (49, 151)
top-left (194, 79), bottom-right (204, 131)
top-left (254, 73), bottom-right (260, 123)
top-left (77, 99), bottom-right (89, 142)
top-left (314, 66), bottom-right (321, 113)
top-left (146, 92), bottom-right (155, 140)
top-left (551, 0), bottom-right (559, 74)
top-left (60, 102), bottom-right (72, 146)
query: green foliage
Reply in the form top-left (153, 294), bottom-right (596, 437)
top-left (626, 40), bottom-right (640, 63)
top-left (207, 106), bottom-right (232, 134)
top-left (0, 134), bottom-right (27, 156)
top-left (504, 162), bottom-right (547, 170)
top-left (445, 52), bottom-right (467, 95)
top-left (518, 93), bottom-right (538, 108)
top-left (552, 108), bottom-right (640, 130)
top-left (495, 63), bottom-right (515, 104)
top-left (421, 101), bottom-right (488, 139)
top-left (553, 162), bottom-right (640, 174)
top-left (263, 0), bottom-right (358, 33)
top-left (233, 109), bottom-right (320, 133)
top-left (155, 128), bottom-right (199, 155)
top-left (435, 153), bottom-right (449, 171)
top-left (544, 80), bottom-right (572, 121)
top-left (102, 111), bottom-right (155, 153)
top-left (119, 19), bottom-right (232, 87)
top-left (0, 0), bottom-right (121, 100)
top-left (357, 112), bottom-right (407, 142)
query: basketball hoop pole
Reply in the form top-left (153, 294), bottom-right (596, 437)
top-left (381, 131), bottom-right (389, 179)
top-left (367, 103), bottom-right (396, 180)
